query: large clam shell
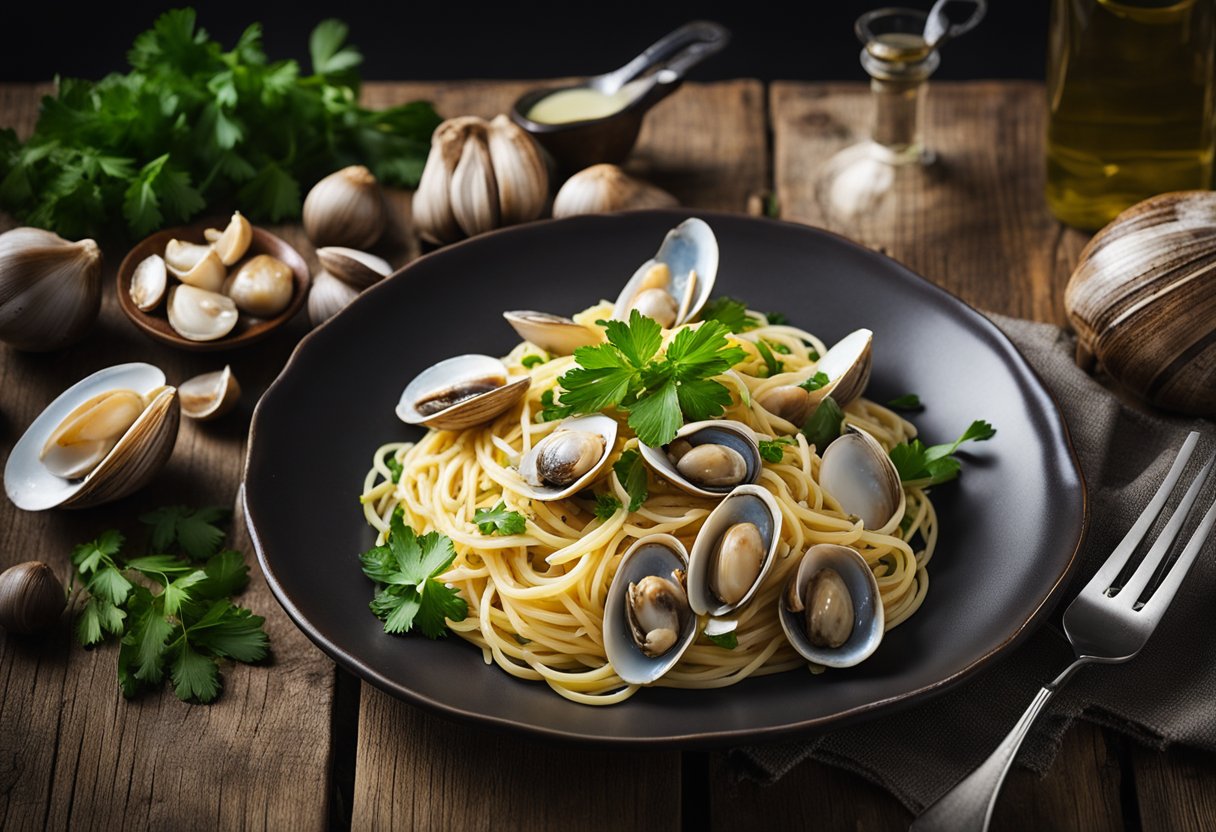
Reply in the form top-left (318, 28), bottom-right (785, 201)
top-left (396, 354), bottom-right (530, 431)
top-left (4, 363), bottom-right (180, 511)
top-left (686, 484), bottom-right (783, 616)
top-left (779, 544), bottom-right (884, 668)
top-left (502, 310), bottom-right (602, 356)
top-left (603, 534), bottom-right (697, 686)
top-left (755, 329), bottom-right (873, 430)
top-left (818, 427), bottom-right (905, 534)
top-left (611, 218), bottom-right (718, 328)
top-left (514, 414), bottom-right (617, 501)
top-left (640, 420), bottom-right (761, 499)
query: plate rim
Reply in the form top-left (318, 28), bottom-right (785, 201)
top-left (243, 209), bottom-right (1089, 748)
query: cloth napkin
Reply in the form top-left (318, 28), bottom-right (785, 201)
top-left (730, 313), bottom-right (1216, 813)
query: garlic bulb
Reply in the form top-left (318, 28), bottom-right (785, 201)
top-left (304, 165), bottom-right (386, 249)
top-left (0, 561), bottom-right (66, 634)
top-left (0, 227), bottom-right (102, 351)
top-left (413, 115), bottom-right (548, 245)
top-left (308, 270), bottom-right (360, 327)
top-left (1065, 190), bottom-right (1216, 417)
top-left (553, 164), bottom-right (677, 219)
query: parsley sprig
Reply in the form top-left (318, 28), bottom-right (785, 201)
top-left (613, 449), bottom-right (649, 511)
top-left (360, 512), bottom-right (467, 638)
top-left (547, 311), bottom-right (747, 447)
top-left (890, 420), bottom-right (997, 486)
top-left (473, 501), bottom-right (526, 536)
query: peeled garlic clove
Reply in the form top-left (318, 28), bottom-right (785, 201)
top-left (223, 254), bottom-right (294, 317)
top-left (130, 253), bottom-right (168, 312)
top-left (211, 211), bottom-right (253, 265)
top-left (304, 165), bottom-right (386, 249)
top-left (168, 285), bottom-right (239, 341)
top-left (179, 365), bottom-right (240, 421)
top-left (0, 561), bottom-right (66, 635)
top-left (316, 247), bottom-right (391, 289)
top-left (308, 270), bottom-right (360, 327)
top-left (164, 239), bottom-right (211, 273)
top-left (553, 164), bottom-right (678, 219)
top-left (450, 122), bottom-right (500, 238)
top-left (413, 118), bottom-right (472, 246)
top-left (487, 114), bottom-right (548, 226)
top-left (170, 246), bottom-right (226, 293)
top-left (0, 227), bottom-right (102, 351)
top-left (203, 228), bottom-right (221, 243)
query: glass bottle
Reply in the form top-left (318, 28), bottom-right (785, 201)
top-left (1046, 0), bottom-right (1216, 230)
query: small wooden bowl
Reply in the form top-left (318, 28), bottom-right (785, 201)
top-left (117, 221), bottom-right (310, 352)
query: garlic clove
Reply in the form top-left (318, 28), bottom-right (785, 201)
top-left (223, 254), bottom-right (294, 317)
top-left (450, 122), bottom-right (500, 238)
top-left (0, 561), bottom-right (66, 635)
top-left (39, 388), bottom-right (146, 479)
top-left (203, 228), bottom-right (221, 243)
top-left (487, 114), bottom-right (548, 226)
top-left (167, 285), bottom-right (239, 341)
top-left (170, 246), bottom-right (227, 293)
top-left (164, 239), bottom-right (212, 274)
top-left (553, 164), bottom-right (678, 219)
top-left (308, 270), bottom-right (361, 327)
top-left (413, 118), bottom-right (476, 246)
top-left (179, 365), bottom-right (241, 421)
top-left (303, 165), bottom-right (386, 249)
top-left (211, 211), bottom-right (253, 265)
top-left (0, 227), bottom-right (102, 351)
top-left (315, 246), bottom-right (392, 289)
top-left (130, 253), bottom-right (168, 312)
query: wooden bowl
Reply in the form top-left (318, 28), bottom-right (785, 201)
top-left (117, 221), bottom-right (310, 352)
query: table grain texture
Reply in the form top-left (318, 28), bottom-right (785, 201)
top-left (1, 79), bottom-right (1213, 832)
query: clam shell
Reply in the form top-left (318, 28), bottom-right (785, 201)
top-left (396, 354), bottom-right (530, 431)
top-left (779, 544), bottom-right (884, 668)
top-left (818, 427), bottom-right (905, 534)
top-left (640, 420), bottom-right (761, 499)
top-left (603, 534), bottom-right (696, 686)
top-left (316, 246), bottom-right (392, 289)
top-left (612, 218), bottom-right (718, 328)
top-left (4, 363), bottom-right (180, 511)
top-left (686, 484), bottom-right (783, 616)
top-left (502, 310), bottom-right (602, 356)
top-left (179, 365), bottom-right (240, 421)
top-left (514, 414), bottom-right (618, 501)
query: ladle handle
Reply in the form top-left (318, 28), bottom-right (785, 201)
top-left (923, 0), bottom-right (987, 48)
top-left (599, 21), bottom-right (731, 94)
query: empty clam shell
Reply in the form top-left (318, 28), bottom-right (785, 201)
top-left (503, 310), bottom-right (602, 356)
top-left (779, 544), bottom-right (884, 668)
top-left (612, 218), bottom-right (718, 328)
top-left (179, 365), bottom-right (240, 421)
top-left (686, 484), bottom-right (783, 616)
top-left (640, 420), bottom-right (761, 499)
top-left (396, 354), bottom-right (530, 431)
top-left (818, 427), bottom-right (905, 533)
top-left (514, 414), bottom-right (617, 501)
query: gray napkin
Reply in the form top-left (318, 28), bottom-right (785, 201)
top-left (730, 313), bottom-right (1216, 813)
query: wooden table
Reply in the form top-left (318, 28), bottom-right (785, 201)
top-left (2, 78), bottom-right (1214, 831)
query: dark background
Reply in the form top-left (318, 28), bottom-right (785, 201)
top-left (0, 1), bottom-right (1050, 83)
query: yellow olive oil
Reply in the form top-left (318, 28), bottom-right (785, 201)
top-left (1046, 0), bottom-right (1215, 229)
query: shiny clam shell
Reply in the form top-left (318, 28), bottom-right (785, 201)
top-left (686, 484), bottom-right (783, 616)
top-left (612, 218), bottom-right (718, 328)
top-left (756, 329), bottom-right (873, 430)
top-left (514, 414), bottom-right (617, 501)
top-left (502, 310), bottom-right (602, 356)
top-left (396, 354), bottom-right (530, 431)
top-left (819, 427), bottom-right (906, 533)
top-left (603, 534), bottom-right (697, 686)
top-left (779, 544), bottom-right (884, 668)
top-left (4, 363), bottom-right (180, 511)
top-left (640, 420), bottom-right (761, 499)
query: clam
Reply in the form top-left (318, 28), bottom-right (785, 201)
top-left (316, 247), bottom-right (392, 289)
top-left (166, 243), bottom-right (226, 293)
top-left (818, 427), bottom-right (906, 533)
top-left (515, 414), bottom-right (617, 501)
top-left (4, 363), bottom-right (180, 511)
top-left (167, 285), bottom-right (240, 341)
top-left (396, 354), bottom-right (530, 431)
top-left (756, 329), bottom-right (873, 427)
top-left (129, 253), bottom-right (167, 312)
top-left (686, 484), bottom-right (783, 616)
top-left (179, 365), bottom-right (241, 421)
top-left (603, 534), bottom-right (697, 685)
top-left (502, 310), bottom-right (602, 356)
top-left (640, 420), bottom-right (761, 498)
top-left (223, 254), bottom-right (294, 317)
top-left (612, 218), bottom-right (717, 328)
top-left (779, 544), bottom-right (884, 668)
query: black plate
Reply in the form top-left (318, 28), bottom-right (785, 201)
top-left (244, 210), bottom-right (1086, 747)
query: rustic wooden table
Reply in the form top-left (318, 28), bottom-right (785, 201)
top-left (2, 78), bottom-right (1214, 831)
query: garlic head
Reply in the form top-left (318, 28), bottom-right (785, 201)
top-left (303, 165), bottom-right (386, 249)
top-left (0, 227), bottom-right (102, 351)
top-left (0, 561), bottom-right (66, 635)
top-left (553, 164), bottom-right (678, 219)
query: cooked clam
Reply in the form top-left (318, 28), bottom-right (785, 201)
top-left (396, 354), bottom-right (530, 431)
top-left (4, 363), bottom-right (180, 511)
top-left (502, 310), bottom-right (601, 356)
top-left (756, 329), bottom-right (873, 430)
top-left (167, 285), bottom-right (239, 342)
top-left (129, 253), bottom-right (167, 312)
top-left (603, 534), bottom-right (697, 685)
top-left (686, 484), bottom-right (783, 616)
top-left (640, 420), bottom-right (761, 498)
top-left (779, 544), bottom-right (884, 668)
top-left (818, 427), bottom-right (905, 533)
top-left (611, 218), bottom-right (718, 328)
top-left (179, 365), bottom-right (240, 421)
top-left (316, 246), bottom-right (392, 289)
top-left (515, 414), bottom-right (617, 501)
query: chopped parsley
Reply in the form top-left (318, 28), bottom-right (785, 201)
top-left (360, 512), bottom-right (467, 638)
top-left (473, 501), bottom-right (526, 536)
top-left (755, 340), bottom-right (784, 377)
top-left (384, 452), bottom-right (404, 483)
top-left (801, 396), bottom-right (845, 451)
top-left (798, 371), bottom-right (830, 393)
top-left (701, 296), bottom-right (788, 334)
top-left (538, 388), bottom-right (573, 422)
top-left (758, 436), bottom-right (796, 463)
top-left (890, 420), bottom-right (996, 486)
top-left (887, 394), bottom-right (922, 410)
top-left (521, 354), bottom-right (546, 369)
top-left (594, 493), bottom-right (623, 520)
top-left (613, 449), bottom-right (649, 512)
top-left (706, 631), bottom-right (738, 649)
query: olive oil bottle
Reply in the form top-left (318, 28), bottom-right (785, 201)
top-left (1046, 0), bottom-right (1215, 229)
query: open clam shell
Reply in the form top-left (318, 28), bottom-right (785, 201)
top-left (640, 420), bottom-right (761, 499)
top-left (756, 329), bottom-right (873, 428)
top-left (686, 484), bottom-right (783, 616)
top-left (603, 534), bottom-right (697, 686)
top-left (4, 363), bottom-right (180, 511)
top-left (819, 427), bottom-right (906, 534)
top-left (611, 218), bottom-right (718, 328)
top-left (515, 414), bottom-right (617, 501)
top-left (779, 544), bottom-right (884, 668)
top-left (502, 310), bottom-right (602, 356)
top-left (396, 354), bottom-right (530, 431)
top-left (179, 365), bottom-right (241, 421)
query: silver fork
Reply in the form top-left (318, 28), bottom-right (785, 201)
top-left (911, 431), bottom-right (1216, 832)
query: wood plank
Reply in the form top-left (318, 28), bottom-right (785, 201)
top-left (349, 79), bottom-right (765, 832)
top-left (0, 83), bottom-right (335, 831)
top-left (1134, 745), bottom-right (1216, 832)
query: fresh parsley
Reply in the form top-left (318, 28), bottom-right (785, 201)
top-left (473, 501), bottom-right (526, 536)
top-left (799, 371), bottom-right (830, 393)
top-left (758, 436), bottom-right (796, 463)
top-left (889, 420), bottom-right (997, 486)
top-left (801, 396), bottom-right (845, 451)
top-left (613, 449), bottom-right (649, 512)
top-left (887, 394), bottom-right (922, 410)
top-left (521, 354), bottom-right (546, 369)
top-left (755, 340), bottom-right (784, 377)
top-left (538, 388), bottom-right (574, 423)
top-left (706, 631), bottom-right (738, 649)
top-left (551, 311), bottom-right (747, 446)
top-left (360, 512), bottom-right (467, 638)
top-left (700, 296), bottom-right (788, 334)
top-left (594, 493), bottom-right (623, 520)
top-left (384, 452), bottom-right (404, 484)
top-left (138, 505), bottom-right (230, 561)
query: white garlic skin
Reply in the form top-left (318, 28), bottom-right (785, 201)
top-left (307, 270), bottom-right (360, 327)
top-left (0, 228), bottom-right (102, 351)
top-left (303, 165), bottom-right (386, 249)
top-left (553, 164), bottom-right (678, 219)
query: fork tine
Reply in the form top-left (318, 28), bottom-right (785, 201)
top-left (1117, 453), bottom-right (1215, 606)
top-left (1080, 431), bottom-right (1200, 597)
top-left (1137, 486), bottom-right (1216, 626)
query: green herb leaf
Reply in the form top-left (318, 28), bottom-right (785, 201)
top-left (360, 514), bottom-right (467, 637)
top-left (802, 396), bottom-right (845, 451)
top-left (700, 296), bottom-right (752, 333)
top-left (139, 505), bottom-right (229, 560)
top-left (755, 340), bottom-right (784, 377)
top-left (196, 549), bottom-right (250, 599)
top-left (758, 436), bottom-right (795, 463)
top-left (706, 631), bottom-right (738, 649)
top-left (521, 354), bottom-right (546, 369)
top-left (887, 394), bottom-right (922, 410)
top-left (187, 601), bottom-right (269, 662)
top-left (384, 452), bottom-right (403, 484)
top-left (538, 388), bottom-right (574, 422)
top-left (162, 570), bottom-right (208, 616)
top-left (889, 420), bottom-right (996, 485)
top-left (309, 19), bottom-right (363, 76)
top-left (613, 449), bottom-right (649, 512)
top-left (169, 642), bottom-right (221, 703)
top-left (72, 530), bottom-right (124, 575)
top-left (473, 501), bottom-right (527, 536)
top-left (799, 371), bottom-right (830, 392)
top-left (594, 493), bottom-right (623, 520)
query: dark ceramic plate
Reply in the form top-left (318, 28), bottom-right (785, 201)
top-left (244, 210), bottom-right (1086, 747)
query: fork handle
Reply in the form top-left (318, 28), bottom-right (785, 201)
top-left (910, 660), bottom-right (1088, 832)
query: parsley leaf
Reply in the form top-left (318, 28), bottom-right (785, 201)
top-left (538, 388), bottom-right (575, 422)
top-left (890, 420), bottom-right (997, 485)
top-left (139, 505), bottom-right (229, 560)
top-left (384, 452), bottom-right (404, 484)
top-left (473, 501), bottom-right (527, 536)
top-left (700, 296), bottom-right (752, 333)
top-left (309, 19), bottom-right (363, 76)
top-left (799, 371), bottom-right (830, 392)
top-left (521, 354), bottom-right (546, 369)
top-left (613, 449), bottom-right (649, 512)
top-left (360, 513), bottom-right (467, 638)
top-left (801, 396), bottom-right (845, 451)
top-left (706, 631), bottom-right (738, 650)
top-left (758, 436), bottom-right (796, 463)
top-left (755, 340), bottom-right (784, 377)
top-left (594, 494), bottom-right (623, 520)
top-left (887, 394), bottom-right (922, 410)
